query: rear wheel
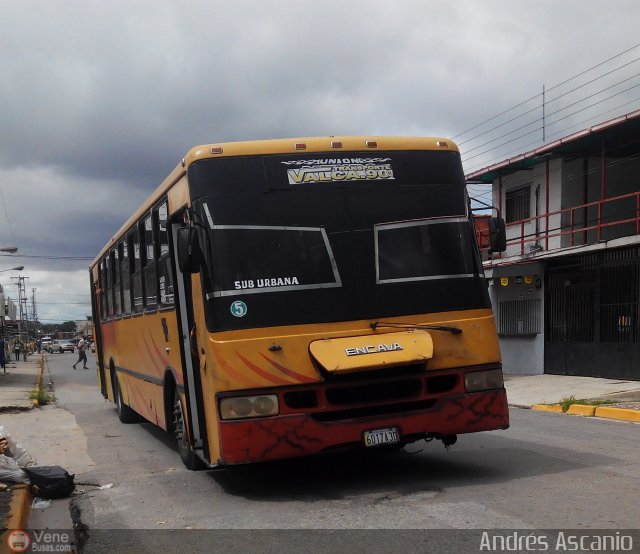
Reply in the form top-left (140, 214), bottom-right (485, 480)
top-left (172, 389), bottom-right (205, 470)
top-left (114, 374), bottom-right (142, 424)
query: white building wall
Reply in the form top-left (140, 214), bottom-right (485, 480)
top-left (547, 158), bottom-right (563, 250)
top-left (487, 262), bottom-right (545, 375)
top-left (492, 160), bottom-right (564, 257)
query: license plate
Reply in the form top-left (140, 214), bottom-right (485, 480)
top-left (363, 427), bottom-right (399, 447)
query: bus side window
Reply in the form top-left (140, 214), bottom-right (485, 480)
top-left (106, 252), bottom-right (114, 319)
top-left (111, 248), bottom-right (121, 317)
top-left (99, 258), bottom-right (108, 321)
top-left (155, 201), bottom-right (174, 307)
top-left (131, 225), bottom-right (144, 314)
top-left (120, 240), bottom-right (131, 315)
top-left (142, 214), bottom-right (157, 311)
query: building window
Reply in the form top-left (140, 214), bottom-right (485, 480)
top-left (505, 185), bottom-right (531, 223)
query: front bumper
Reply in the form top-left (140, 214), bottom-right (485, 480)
top-left (218, 388), bottom-right (508, 465)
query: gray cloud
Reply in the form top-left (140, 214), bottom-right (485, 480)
top-left (0, 0), bottom-right (638, 322)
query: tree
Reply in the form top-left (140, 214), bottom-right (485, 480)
top-left (59, 321), bottom-right (77, 333)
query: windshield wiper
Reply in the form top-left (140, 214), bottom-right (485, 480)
top-left (370, 321), bottom-right (463, 335)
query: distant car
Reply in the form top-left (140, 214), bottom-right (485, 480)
top-left (48, 339), bottom-right (75, 354)
top-left (40, 336), bottom-right (53, 348)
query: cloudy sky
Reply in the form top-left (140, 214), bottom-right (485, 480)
top-left (0, 0), bottom-right (639, 325)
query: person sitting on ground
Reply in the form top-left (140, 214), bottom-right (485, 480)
top-left (73, 338), bottom-right (89, 370)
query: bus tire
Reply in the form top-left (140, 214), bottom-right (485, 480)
top-left (172, 389), bottom-right (205, 470)
top-left (114, 373), bottom-right (142, 424)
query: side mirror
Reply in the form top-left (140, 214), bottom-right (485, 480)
top-left (489, 217), bottom-right (506, 253)
top-left (177, 227), bottom-right (201, 274)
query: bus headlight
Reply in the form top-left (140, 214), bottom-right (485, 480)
top-left (464, 369), bottom-right (504, 392)
top-left (219, 394), bottom-right (279, 420)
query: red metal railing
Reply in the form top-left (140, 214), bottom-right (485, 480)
top-left (475, 191), bottom-right (640, 256)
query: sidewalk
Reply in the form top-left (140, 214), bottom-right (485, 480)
top-left (0, 355), bottom-right (42, 552)
top-left (504, 373), bottom-right (640, 408)
top-left (504, 373), bottom-right (640, 422)
top-left (0, 356), bottom-right (42, 411)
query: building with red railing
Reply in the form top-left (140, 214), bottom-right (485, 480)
top-left (468, 109), bottom-right (640, 380)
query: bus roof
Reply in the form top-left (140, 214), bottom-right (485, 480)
top-left (184, 136), bottom-right (458, 166)
top-left (91, 136), bottom-right (459, 267)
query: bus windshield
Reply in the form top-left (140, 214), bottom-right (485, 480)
top-left (204, 224), bottom-right (342, 298)
top-left (375, 218), bottom-right (476, 284)
top-left (189, 151), bottom-right (487, 331)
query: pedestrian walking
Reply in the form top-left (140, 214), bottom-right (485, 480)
top-left (13, 340), bottom-right (21, 363)
top-left (73, 338), bottom-right (88, 370)
top-left (0, 338), bottom-right (5, 372)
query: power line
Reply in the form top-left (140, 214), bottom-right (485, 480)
top-left (454, 42), bottom-right (640, 140)
top-left (35, 291), bottom-right (89, 297)
top-left (463, 94), bottom-right (640, 174)
top-left (462, 77), bottom-right (640, 166)
top-left (37, 302), bottom-right (90, 305)
top-left (0, 253), bottom-right (93, 260)
top-left (455, 43), bottom-right (640, 177)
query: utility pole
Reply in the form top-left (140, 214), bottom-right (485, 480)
top-left (11, 275), bottom-right (28, 343)
top-left (31, 288), bottom-right (37, 323)
top-left (542, 84), bottom-right (546, 143)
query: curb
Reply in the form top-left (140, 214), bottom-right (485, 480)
top-left (531, 404), bottom-right (563, 413)
top-left (0, 484), bottom-right (31, 554)
top-left (595, 405), bottom-right (640, 422)
top-left (31, 356), bottom-right (45, 408)
top-left (566, 404), bottom-right (596, 417)
top-left (532, 403), bottom-right (640, 422)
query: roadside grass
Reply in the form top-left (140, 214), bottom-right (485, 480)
top-left (29, 387), bottom-right (55, 405)
top-left (559, 395), bottom-right (616, 413)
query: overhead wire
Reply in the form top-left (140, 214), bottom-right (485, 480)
top-left (462, 77), bottom-right (640, 166)
top-left (456, 43), bottom-right (640, 182)
top-left (463, 93), bottom-right (640, 174)
top-left (454, 42), bottom-right (640, 141)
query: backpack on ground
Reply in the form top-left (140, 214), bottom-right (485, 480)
top-left (23, 465), bottom-right (76, 499)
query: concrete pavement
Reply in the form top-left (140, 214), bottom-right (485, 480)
top-left (0, 356), bottom-right (42, 411)
top-left (504, 373), bottom-right (640, 407)
top-left (0, 358), bottom-right (639, 544)
top-left (0, 354), bottom-right (43, 552)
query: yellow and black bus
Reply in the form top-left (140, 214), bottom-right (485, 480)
top-left (90, 136), bottom-right (508, 469)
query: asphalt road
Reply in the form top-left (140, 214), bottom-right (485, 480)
top-left (38, 352), bottom-right (640, 552)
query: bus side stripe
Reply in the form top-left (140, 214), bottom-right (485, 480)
top-left (116, 365), bottom-right (163, 386)
top-left (141, 331), bottom-right (167, 379)
top-left (212, 350), bottom-right (260, 388)
top-left (235, 351), bottom-right (295, 386)
top-left (259, 353), bottom-right (316, 383)
top-left (144, 329), bottom-right (168, 367)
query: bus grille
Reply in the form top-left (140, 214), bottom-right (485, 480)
top-left (325, 379), bottom-right (421, 405)
top-left (311, 399), bottom-right (436, 422)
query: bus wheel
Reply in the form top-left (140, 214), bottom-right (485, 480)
top-left (172, 390), bottom-right (205, 470)
top-left (114, 375), bottom-right (141, 424)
